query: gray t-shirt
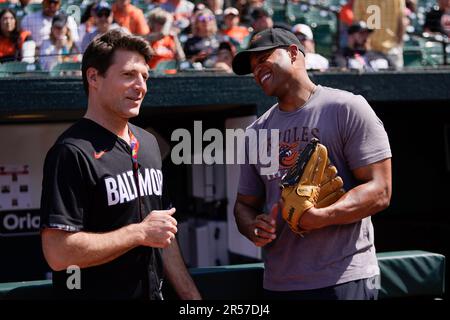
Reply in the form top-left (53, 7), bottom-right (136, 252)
top-left (238, 85), bottom-right (392, 291)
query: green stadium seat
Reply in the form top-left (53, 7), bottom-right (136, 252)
top-left (422, 41), bottom-right (446, 66)
top-left (28, 3), bottom-right (43, 13)
top-left (403, 48), bottom-right (424, 67)
top-left (313, 23), bottom-right (335, 58)
top-left (153, 60), bottom-right (178, 75)
top-left (49, 62), bottom-right (82, 77)
top-left (0, 62), bottom-right (41, 77)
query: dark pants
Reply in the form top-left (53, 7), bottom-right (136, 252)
top-left (263, 276), bottom-right (379, 300)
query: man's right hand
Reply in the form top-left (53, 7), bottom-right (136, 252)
top-left (138, 208), bottom-right (178, 248)
top-left (251, 213), bottom-right (276, 247)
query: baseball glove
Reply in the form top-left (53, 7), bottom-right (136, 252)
top-left (280, 138), bottom-right (345, 235)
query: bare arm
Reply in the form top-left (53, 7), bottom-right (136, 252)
top-left (172, 32), bottom-right (186, 62)
top-left (162, 240), bottom-right (201, 300)
top-left (299, 158), bottom-right (392, 230)
top-left (42, 209), bottom-right (178, 271)
top-left (234, 194), bottom-right (276, 247)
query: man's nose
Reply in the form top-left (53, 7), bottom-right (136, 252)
top-left (134, 75), bottom-right (147, 94)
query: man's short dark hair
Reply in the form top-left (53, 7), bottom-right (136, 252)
top-left (82, 29), bottom-right (152, 95)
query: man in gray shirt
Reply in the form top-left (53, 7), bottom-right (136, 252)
top-left (232, 28), bottom-right (392, 300)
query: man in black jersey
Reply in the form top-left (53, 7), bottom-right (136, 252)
top-left (40, 29), bottom-right (201, 300)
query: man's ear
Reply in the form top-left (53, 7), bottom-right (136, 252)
top-left (86, 67), bottom-right (99, 90)
top-left (289, 44), bottom-right (299, 62)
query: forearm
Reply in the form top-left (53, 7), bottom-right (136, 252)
top-left (162, 240), bottom-right (201, 300)
top-left (42, 224), bottom-right (143, 271)
top-left (316, 180), bottom-right (390, 228)
top-left (173, 36), bottom-right (186, 61)
top-left (234, 201), bottom-right (259, 240)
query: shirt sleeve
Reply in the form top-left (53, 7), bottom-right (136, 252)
top-left (340, 94), bottom-right (392, 170)
top-left (40, 143), bottom-right (89, 231)
top-left (237, 134), bottom-right (266, 197)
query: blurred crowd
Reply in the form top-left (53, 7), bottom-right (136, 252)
top-left (0, 0), bottom-right (449, 74)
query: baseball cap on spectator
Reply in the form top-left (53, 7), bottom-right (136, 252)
top-left (291, 23), bottom-right (314, 40)
top-left (52, 12), bottom-right (68, 28)
top-left (232, 28), bottom-right (305, 75)
top-left (94, 1), bottom-right (111, 16)
top-left (348, 21), bottom-right (374, 35)
top-left (224, 7), bottom-right (239, 16)
top-left (251, 7), bottom-right (271, 21)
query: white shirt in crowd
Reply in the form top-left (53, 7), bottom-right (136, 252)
top-left (305, 52), bottom-right (329, 71)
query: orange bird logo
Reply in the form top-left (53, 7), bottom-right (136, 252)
top-left (279, 142), bottom-right (299, 168)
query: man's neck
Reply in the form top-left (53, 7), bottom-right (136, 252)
top-left (84, 106), bottom-right (130, 144)
top-left (278, 79), bottom-right (316, 112)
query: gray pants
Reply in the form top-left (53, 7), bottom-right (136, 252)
top-left (263, 276), bottom-right (379, 300)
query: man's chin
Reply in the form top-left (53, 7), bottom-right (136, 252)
top-left (262, 86), bottom-right (275, 97)
top-left (122, 106), bottom-right (141, 119)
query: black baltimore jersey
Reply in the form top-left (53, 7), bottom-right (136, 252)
top-left (40, 118), bottom-right (164, 299)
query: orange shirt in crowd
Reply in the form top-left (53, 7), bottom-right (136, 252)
top-left (112, 3), bottom-right (150, 35)
top-left (222, 26), bottom-right (249, 45)
top-left (0, 30), bottom-right (32, 61)
top-left (148, 35), bottom-right (177, 69)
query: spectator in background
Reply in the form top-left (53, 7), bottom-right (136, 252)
top-left (0, 8), bottom-right (35, 62)
top-left (250, 7), bottom-right (273, 33)
top-left (291, 23), bottom-right (329, 71)
top-left (332, 21), bottom-right (392, 71)
top-left (160, 0), bottom-right (194, 33)
top-left (443, 9), bottom-right (450, 37)
top-left (339, 0), bottom-right (354, 51)
top-left (78, 2), bottom-right (97, 48)
top-left (406, 0), bottom-right (417, 14)
top-left (404, 0), bottom-right (417, 30)
top-left (183, 8), bottom-right (220, 67)
top-left (237, 0), bottom-right (265, 27)
top-left (39, 12), bottom-right (80, 71)
top-left (146, 7), bottom-right (186, 69)
top-left (214, 40), bottom-right (235, 72)
top-left (221, 7), bottom-right (249, 48)
top-left (205, 0), bottom-right (223, 15)
top-left (81, 1), bottom-right (123, 53)
top-left (112, 0), bottom-right (149, 35)
top-left (12, 0), bottom-right (34, 18)
top-left (21, 0), bottom-right (79, 47)
top-left (424, 0), bottom-right (450, 36)
top-left (237, 7), bottom-right (275, 50)
top-left (353, 0), bottom-right (406, 69)
top-left (205, 0), bottom-right (224, 26)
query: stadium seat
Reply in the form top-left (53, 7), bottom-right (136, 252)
top-left (0, 62), bottom-right (41, 78)
top-left (422, 41), bottom-right (446, 66)
top-left (313, 23), bottom-right (336, 58)
top-left (49, 62), bottom-right (82, 77)
top-left (153, 60), bottom-right (178, 75)
top-left (403, 48), bottom-right (424, 67)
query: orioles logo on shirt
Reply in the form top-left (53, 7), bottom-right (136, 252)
top-left (279, 142), bottom-right (299, 168)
